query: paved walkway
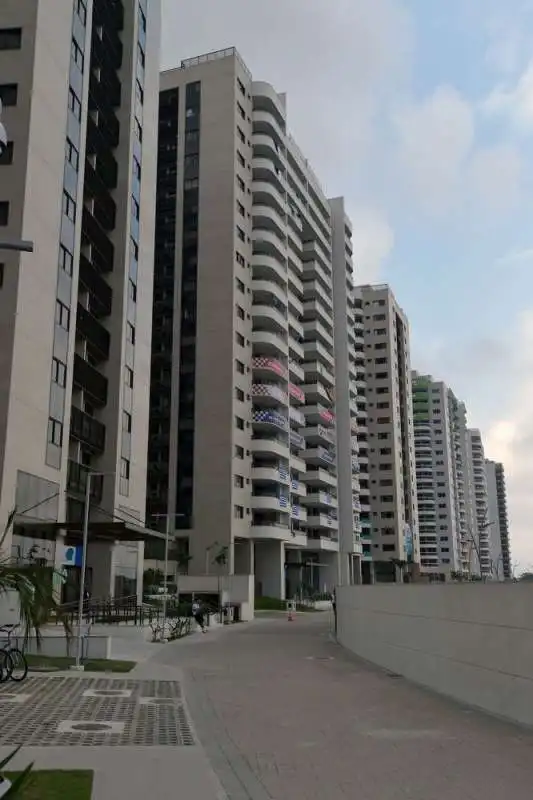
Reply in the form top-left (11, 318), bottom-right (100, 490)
top-left (151, 612), bottom-right (533, 800)
top-left (2, 613), bottom-right (533, 798)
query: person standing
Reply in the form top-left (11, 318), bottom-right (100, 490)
top-left (192, 600), bottom-right (207, 633)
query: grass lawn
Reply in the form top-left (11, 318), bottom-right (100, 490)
top-left (4, 770), bottom-right (93, 799)
top-left (25, 654), bottom-right (136, 673)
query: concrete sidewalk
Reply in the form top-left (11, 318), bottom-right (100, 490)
top-left (152, 613), bottom-right (533, 800)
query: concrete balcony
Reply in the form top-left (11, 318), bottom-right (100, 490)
top-left (252, 465), bottom-right (290, 486)
top-left (252, 383), bottom-right (288, 406)
top-left (305, 468), bottom-right (336, 489)
top-left (252, 329), bottom-right (287, 356)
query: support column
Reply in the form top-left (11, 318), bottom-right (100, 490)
top-left (254, 540), bottom-right (285, 599)
top-left (234, 539), bottom-right (254, 575)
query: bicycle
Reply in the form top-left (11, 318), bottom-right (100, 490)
top-left (0, 624), bottom-right (28, 682)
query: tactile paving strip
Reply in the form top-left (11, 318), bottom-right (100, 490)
top-left (0, 677), bottom-right (194, 747)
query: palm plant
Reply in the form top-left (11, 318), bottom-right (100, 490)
top-left (0, 508), bottom-right (67, 644)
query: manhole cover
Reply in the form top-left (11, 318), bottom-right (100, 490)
top-left (139, 697), bottom-right (174, 706)
top-left (72, 723), bottom-right (113, 732)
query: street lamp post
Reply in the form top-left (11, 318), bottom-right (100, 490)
top-left (151, 512), bottom-right (184, 642)
top-left (72, 470), bottom-right (114, 671)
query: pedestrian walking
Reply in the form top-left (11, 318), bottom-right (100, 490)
top-left (192, 600), bottom-right (207, 633)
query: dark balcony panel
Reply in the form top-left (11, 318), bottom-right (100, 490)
top-left (79, 254), bottom-right (112, 317)
top-left (76, 304), bottom-right (110, 359)
top-left (70, 406), bottom-right (106, 452)
top-left (89, 71), bottom-right (121, 111)
top-left (87, 107), bottom-right (120, 150)
top-left (82, 207), bottom-right (114, 271)
top-left (73, 354), bottom-right (108, 406)
top-left (91, 26), bottom-right (123, 71)
top-left (67, 459), bottom-right (103, 502)
top-left (83, 166), bottom-right (116, 231)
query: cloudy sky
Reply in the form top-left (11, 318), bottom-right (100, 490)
top-left (161, 0), bottom-right (533, 570)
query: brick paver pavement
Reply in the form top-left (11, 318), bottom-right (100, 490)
top-left (152, 612), bottom-right (533, 800)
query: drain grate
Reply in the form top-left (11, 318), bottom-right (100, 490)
top-left (0, 678), bottom-right (193, 747)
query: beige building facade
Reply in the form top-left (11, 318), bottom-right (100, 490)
top-left (149, 48), bottom-right (361, 599)
top-left (0, 0), bottom-right (161, 600)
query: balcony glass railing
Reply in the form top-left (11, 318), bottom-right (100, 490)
top-left (252, 383), bottom-right (288, 404)
top-left (252, 356), bottom-right (288, 378)
top-left (252, 409), bottom-right (288, 430)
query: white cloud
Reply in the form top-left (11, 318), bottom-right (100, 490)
top-left (483, 59), bottom-right (533, 131)
top-left (496, 246), bottom-right (533, 266)
top-left (391, 86), bottom-right (475, 216)
top-left (349, 208), bottom-right (394, 283)
top-left (392, 86), bottom-right (522, 219)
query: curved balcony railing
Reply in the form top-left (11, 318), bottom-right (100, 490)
top-left (315, 446), bottom-right (335, 465)
top-left (290, 430), bottom-right (306, 449)
top-left (252, 356), bottom-right (287, 378)
top-left (252, 409), bottom-right (288, 430)
top-left (252, 383), bottom-right (288, 404)
top-left (288, 383), bottom-right (305, 403)
top-left (289, 406), bottom-right (305, 426)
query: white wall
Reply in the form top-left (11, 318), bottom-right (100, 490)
top-left (338, 584), bottom-right (533, 728)
top-left (176, 573), bottom-right (254, 620)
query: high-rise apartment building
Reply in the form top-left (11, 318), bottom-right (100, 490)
top-left (411, 373), bottom-right (460, 576)
top-left (353, 289), bottom-right (372, 580)
top-left (485, 459), bottom-right (511, 579)
top-left (359, 285), bottom-right (419, 580)
top-left (0, 0), bottom-right (160, 600)
top-left (329, 197), bottom-right (362, 585)
top-left (149, 48), bottom-right (361, 599)
top-left (447, 392), bottom-right (472, 574)
top-left (466, 429), bottom-right (491, 578)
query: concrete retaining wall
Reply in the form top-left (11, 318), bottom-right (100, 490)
top-left (178, 574), bottom-right (255, 620)
top-left (337, 583), bottom-right (533, 727)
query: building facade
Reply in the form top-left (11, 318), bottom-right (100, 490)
top-left (149, 48), bottom-right (361, 599)
top-left (359, 285), bottom-right (419, 580)
top-left (411, 373), bottom-right (460, 577)
top-left (485, 459), bottom-right (511, 579)
top-left (466, 429), bottom-right (491, 578)
top-left (0, 0), bottom-right (161, 599)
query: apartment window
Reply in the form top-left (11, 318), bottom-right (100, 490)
top-left (234, 475), bottom-right (244, 488)
top-left (76, 0), bottom-right (87, 24)
top-left (379, 479), bottom-right (393, 486)
top-left (237, 78), bottom-right (246, 96)
top-left (0, 263), bottom-right (3, 288)
top-left (237, 102), bottom-right (245, 120)
top-left (65, 138), bottom-right (79, 171)
top-left (47, 417), bottom-right (63, 447)
top-left (236, 304), bottom-right (245, 320)
top-left (236, 226), bottom-right (245, 242)
top-left (237, 126), bottom-right (246, 144)
top-left (0, 141), bottom-right (13, 165)
top-left (235, 416), bottom-right (245, 430)
top-left (236, 278), bottom-right (245, 293)
top-left (383, 544), bottom-right (395, 552)
top-left (0, 84), bottom-right (18, 106)
top-left (237, 175), bottom-right (245, 192)
top-left (120, 457), bottom-right (130, 480)
top-left (55, 300), bottom-right (70, 330)
top-left (51, 357), bottom-right (67, 387)
top-left (234, 505), bottom-right (244, 519)
top-left (68, 87), bottom-right (82, 120)
top-left (128, 278), bottom-right (137, 302)
top-left (139, 7), bottom-right (147, 32)
top-left (374, 328), bottom-right (386, 335)
top-left (235, 445), bottom-right (244, 459)
top-left (71, 37), bottom-right (84, 70)
top-left (126, 322), bottom-right (136, 344)
top-left (375, 357), bottom-right (387, 364)
top-left (125, 366), bottom-right (134, 388)
top-left (379, 463), bottom-right (392, 471)
top-left (379, 448), bottom-right (392, 455)
top-left (235, 360), bottom-right (245, 374)
top-left (237, 150), bottom-right (245, 167)
top-left (236, 251), bottom-right (245, 267)
top-left (377, 432), bottom-right (389, 440)
top-left (134, 116), bottom-right (143, 143)
top-left (375, 372), bottom-right (388, 379)
top-left (380, 495), bottom-right (394, 503)
top-left (376, 401), bottom-right (389, 408)
top-left (132, 196), bottom-right (140, 220)
top-left (374, 342), bottom-right (386, 350)
top-left (377, 417), bottom-right (390, 424)
top-left (235, 387), bottom-right (245, 401)
top-left (62, 190), bottom-right (76, 222)
top-left (135, 79), bottom-right (144, 106)
top-left (236, 332), bottom-right (245, 346)
top-left (381, 511), bottom-right (394, 519)
top-left (0, 28), bottom-right (22, 50)
top-left (133, 156), bottom-right (142, 181)
top-left (373, 313), bottom-right (386, 321)
top-left (122, 411), bottom-right (132, 433)
top-left (0, 202), bottom-right (9, 226)
top-left (237, 200), bottom-right (245, 217)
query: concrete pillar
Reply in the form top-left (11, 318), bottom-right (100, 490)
top-left (352, 555), bottom-right (362, 584)
top-left (285, 549), bottom-right (302, 598)
top-left (86, 541), bottom-right (114, 599)
top-left (234, 539), bottom-right (254, 574)
top-left (322, 553), bottom-right (339, 594)
top-left (338, 552), bottom-right (351, 586)
top-left (254, 540), bottom-right (285, 599)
